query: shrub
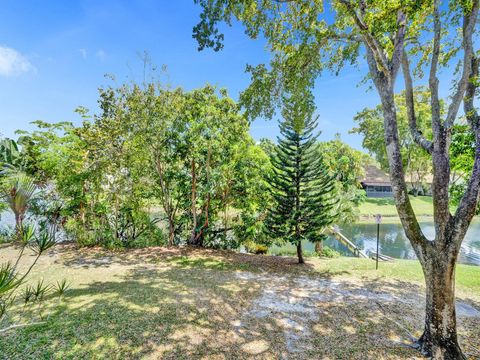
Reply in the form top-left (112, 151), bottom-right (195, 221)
top-left (0, 226), bottom-right (15, 244)
top-left (65, 211), bottom-right (166, 249)
top-left (244, 241), bottom-right (268, 254)
top-left (0, 223), bottom-right (58, 326)
top-left (318, 246), bottom-right (340, 258)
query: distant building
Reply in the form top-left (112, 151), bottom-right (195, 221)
top-left (360, 164), bottom-right (433, 197)
top-left (360, 165), bottom-right (393, 198)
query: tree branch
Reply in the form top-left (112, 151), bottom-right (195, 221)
top-left (452, 131), bottom-right (480, 247)
top-left (0, 322), bottom-right (46, 334)
top-left (338, 0), bottom-right (390, 77)
top-left (429, 0), bottom-right (442, 138)
top-left (464, 56), bottom-right (480, 131)
top-left (390, 10), bottom-right (407, 81)
top-left (453, 55), bottom-right (480, 247)
top-left (445, 0), bottom-right (479, 128)
top-left (365, 46), bottom-right (429, 250)
top-left (401, 51), bottom-right (434, 153)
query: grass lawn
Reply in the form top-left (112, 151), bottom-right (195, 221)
top-left (0, 245), bottom-right (479, 359)
top-left (358, 196), bottom-right (443, 221)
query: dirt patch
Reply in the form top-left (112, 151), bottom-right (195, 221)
top-left (233, 271), bottom-right (480, 358)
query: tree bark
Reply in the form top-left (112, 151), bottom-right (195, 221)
top-left (315, 241), bottom-right (323, 255)
top-left (14, 212), bottom-right (23, 240)
top-left (416, 250), bottom-right (465, 359)
top-left (189, 159), bottom-right (198, 245)
top-left (168, 216), bottom-right (174, 247)
top-left (296, 240), bottom-right (304, 264)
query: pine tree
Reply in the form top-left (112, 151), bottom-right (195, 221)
top-left (266, 98), bottom-right (337, 264)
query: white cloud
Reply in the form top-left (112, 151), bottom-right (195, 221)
top-left (96, 49), bottom-right (106, 62)
top-left (0, 46), bottom-right (35, 77)
top-left (79, 48), bottom-right (87, 59)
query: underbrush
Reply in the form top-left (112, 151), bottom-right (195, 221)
top-left (268, 245), bottom-right (340, 258)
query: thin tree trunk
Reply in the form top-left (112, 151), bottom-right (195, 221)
top-left (296, 240), bottom-right (304, 264)
top-left (168, 216), bottom-right (174, 247)
top-left (315, 241), bottom-right (323, 255)
top-left (14, 212), bottom-right (23, 241)
top-left (80, 183), bottom-right (87, 228)
top-left (189, 159), bottom-right (198, 245)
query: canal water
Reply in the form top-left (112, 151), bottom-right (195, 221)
top-left (272, 221), bottom-right (480, 266)
top-left (2, 209), bottom-right (480, 265)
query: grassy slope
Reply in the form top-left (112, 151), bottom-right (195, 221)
top-left (358, 196), bottom-right (435, 218)
top-left (314, 257), bottom-right (480, 298)
top-left (0, 245), bottom-right (479, 359)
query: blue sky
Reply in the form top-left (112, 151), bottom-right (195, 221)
top-left (0, 0), bottom-right (388, 150)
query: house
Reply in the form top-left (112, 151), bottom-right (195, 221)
top-left (360, 164), bottom-right (433, 198)
top-left (360, 165), bottom-right (394, 198)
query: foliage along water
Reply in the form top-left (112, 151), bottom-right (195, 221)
top-left (271, 220), bottom-right (480, 266)
top-left (2, 209), bottom-right (480, 266)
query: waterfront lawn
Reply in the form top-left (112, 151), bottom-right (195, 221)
top-left (359, 196), bottom-right (435, 218)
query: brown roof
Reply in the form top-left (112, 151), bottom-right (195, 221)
top-left (361, 165), bottom-right (391, 185)
top-left (361, 164), bottom-right (433, 185)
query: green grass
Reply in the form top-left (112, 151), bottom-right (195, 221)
top-left (0, 246), bottom-right (478, 359)
top-left (309, 257), bottom-right (480, 298)
top-left (358, 196), bottom-right (436, 218)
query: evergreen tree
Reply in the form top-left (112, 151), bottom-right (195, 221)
top-left (266, 98), bottom-right (337, 264)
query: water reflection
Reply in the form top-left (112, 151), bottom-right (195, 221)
top-left (322, 221), bottom-right (480, 266)
top-left (2, 209), bottom-right (479, 266)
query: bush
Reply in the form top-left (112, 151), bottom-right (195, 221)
top-left (244, 241), bottom-right (268, 254)
top-left (64, 218), bottom-right (99, 247)
top-left (64, 212), bottom-right (166, 249)
top-left (268, 247), bottom-right (317, 257)
top-left (0, 226), bottom-right (15, 244)
top-left (318, 246), bottom-right (340, 258)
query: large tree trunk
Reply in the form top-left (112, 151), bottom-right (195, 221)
top-left (416, 250), bottom-right (464, 359)
top-left (296, 241), bottom-right (304, 264)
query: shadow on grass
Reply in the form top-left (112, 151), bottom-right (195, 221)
top-left (4, 245), bottom-right (478, 359)
top-left (55, 244), bottom-right (350, 277)
top-left (364, 198), bottom-right (396, 206)
top-left (0, 267), bottom-right (402, 359)
top-left (2, 262), bottom-right (479, 359)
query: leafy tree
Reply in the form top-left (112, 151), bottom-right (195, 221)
top-left (258, 138), bottom-right (276, 157)
top-left (92, 84), bottom-right (183, 246)
top-left (17, 121), bottom-right (91, 226)
top-left (352, 89), bottom-right (433, 195)
top-left (266, 96), bottom-right (337, 264)
top-left (317, 134), bottom-right (368, 224)
top-left (79, 91), bottom-right (162, 248)
top-left (19, 110), bottom-right (160, 248)
top-left (193, 1), bottom-right (480, 356)
top-left (45, 81), bottom-right (266, 249)
top-left (180, 87), bottom-right (254, 246)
